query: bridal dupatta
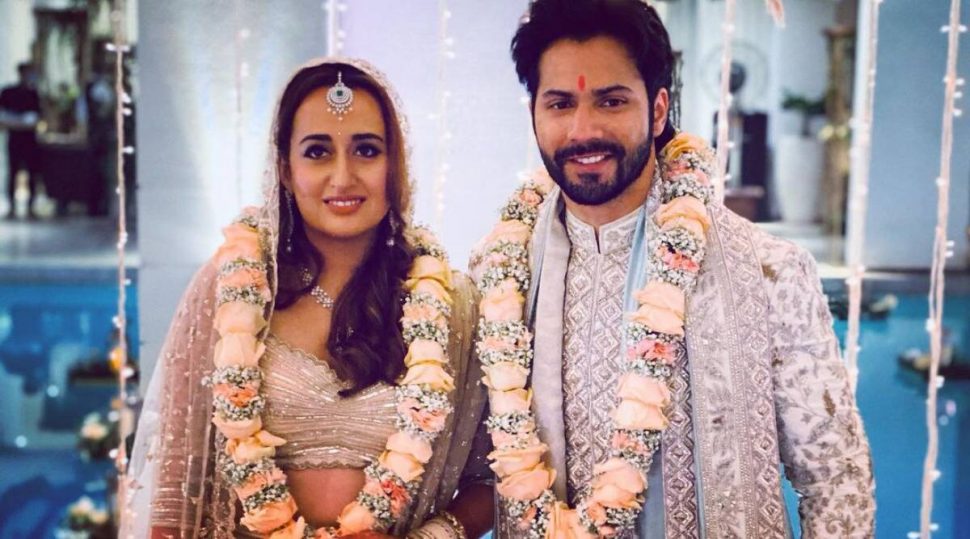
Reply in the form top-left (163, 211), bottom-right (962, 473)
top-left (123, 57), bottom-right (490, 538)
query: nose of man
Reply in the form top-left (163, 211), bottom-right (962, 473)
top-left (566, 102), bottom-right (604, 143)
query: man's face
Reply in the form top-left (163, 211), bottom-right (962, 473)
top-left (19, 67), bottom-right (37, 88)
top-left (533, 36), bottom-right (660, 206)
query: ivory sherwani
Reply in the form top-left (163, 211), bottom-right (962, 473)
top-left (562, 208), bottom-right (642, 507)
top-left (492, 183), bottom-right (875, 538)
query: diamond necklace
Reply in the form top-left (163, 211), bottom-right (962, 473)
top-left (301, 267), bottom-right (335, 309)
top-left (309, 285), bottom-right (335, 309)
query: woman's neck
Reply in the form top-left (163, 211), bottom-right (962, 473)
top-left (305, 228), bottom-right (377, 294)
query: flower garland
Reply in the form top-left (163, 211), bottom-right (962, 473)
top-left (475, 133), bottom-right (715, 538)
top-left (206, 210), bottom-right (457, 538)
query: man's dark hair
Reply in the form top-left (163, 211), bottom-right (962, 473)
top-left (17, 62), bottom-right (34, 78)
top-left (511, 0), bottom-right (674, 108)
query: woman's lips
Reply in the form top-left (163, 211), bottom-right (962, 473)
top-left (323, 196), bottom-right (366, 215)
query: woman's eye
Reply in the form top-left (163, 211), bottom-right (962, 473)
top-left (356, 144), bottom-right (382, 158)
top-left (303, 144), bottom-right (328, 159)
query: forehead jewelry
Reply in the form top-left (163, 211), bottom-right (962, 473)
top-left (327, 71), bottom-right (354, 120)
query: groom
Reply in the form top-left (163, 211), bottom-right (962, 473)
top-left (473, 0), bottom-right (874, 537)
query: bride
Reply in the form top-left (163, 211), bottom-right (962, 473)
top-left (124, 58), bottom-right (493, 538)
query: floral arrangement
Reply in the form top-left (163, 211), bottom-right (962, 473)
top-left (206, 209), bottom-right (457, 538)
top-left (56, 496), bottom-right (112, 539)
top-left (474, 133), bottom-right (714, 537)
top-left (77, 412), bottom-right (118, 461)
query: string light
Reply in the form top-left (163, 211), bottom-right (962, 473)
top-left (920, 1), bottom-right (963, 537)
top-left (431, 0), bottom-right (455, 230)
top-left (712, 0), bottom-right (737, 202)
top-left (844, 0), bottom-right (884, 393)
top-left (325, 0), bottom-right (347, 56)
top-left (234, 2), bottom-right (250, 210)
top-left (522, 95), bottom-right (536, 173)
top-left (108, 0), bottom-right (134, 532)
top-left (713, 2), bottom-right (786, 201)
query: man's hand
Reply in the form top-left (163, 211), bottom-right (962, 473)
top-left (342, 532), bottom-right (396, 539)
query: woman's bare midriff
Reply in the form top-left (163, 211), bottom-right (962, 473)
top-left (286, 467), bottom-right (367, 527)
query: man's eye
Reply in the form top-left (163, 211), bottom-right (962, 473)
top-left (602, 98), bottom-right (625, 108)
top-left (549, 100), bottom-right (573, 110)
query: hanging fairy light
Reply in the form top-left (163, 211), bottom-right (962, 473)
top-left (107, 0), bottom-right (135, 529)
top-left (844, 0), bottom-right (884, 393)
top-left (918, 2), bottom-right (964, 537)
top-left (522, 95), bottom-right (536, 173)
top-left (431, 0), bottom-right (455, 230)
top-left (234, 16), bottom-right (250, 210)
top-left (712, 0), bottom-right (736, 202)
top-left (713, 0), bottom-right (785, 202)
top-left (325, 0), bottom-right (347, 56)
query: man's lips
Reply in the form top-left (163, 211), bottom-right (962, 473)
top-left (567, 152), bottom-right (613, 165)
top-left (564, 152), bottom-right (616, 170)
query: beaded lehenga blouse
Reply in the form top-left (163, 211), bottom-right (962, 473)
top-left (260, 334), bottom-right (398, 470)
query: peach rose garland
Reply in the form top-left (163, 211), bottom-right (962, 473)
top-left (474, 133), bottom-right (715, 538)
top-left (205, 210), bottom-right (456, 538)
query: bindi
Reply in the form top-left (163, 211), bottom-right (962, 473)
top-left (577, 75), bottom-right (586, 92)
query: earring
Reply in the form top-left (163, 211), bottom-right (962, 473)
top-left (284, 190), bottom-right (295, 254)
top-left (386, 212), bottom-right (398, 247)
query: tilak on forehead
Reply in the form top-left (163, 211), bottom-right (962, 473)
top-left (577, 74), bottom-right (586, 92)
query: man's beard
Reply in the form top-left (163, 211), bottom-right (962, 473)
top-left (540, 132), bottom-right (653, 206)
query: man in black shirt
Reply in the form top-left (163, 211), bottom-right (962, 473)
top-left (0, 62), bottom-right (41, 219)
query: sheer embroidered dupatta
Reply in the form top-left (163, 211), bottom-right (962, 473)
top-left (123, 57), bottom-right (489, 538)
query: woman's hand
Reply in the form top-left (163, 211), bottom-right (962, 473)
top-left (342, 532), bottom-right (396, 539)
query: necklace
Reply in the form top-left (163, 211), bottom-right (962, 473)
top-left (309, 285), bottom-right (335, 309)
top-left (301, 267), bottom-right (335, 309)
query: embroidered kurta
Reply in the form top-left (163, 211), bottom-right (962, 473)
top-left (562, 208), bottom-right (640, 505)
top-left (489, 186), bottom-right (875, 538)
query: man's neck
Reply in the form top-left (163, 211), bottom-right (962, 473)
top-left (562, 158), bottom-right (656, 232)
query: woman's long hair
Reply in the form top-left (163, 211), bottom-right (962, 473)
top-left (273, 63), bottom-right (415, 396)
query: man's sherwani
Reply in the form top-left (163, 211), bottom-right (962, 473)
top-left (491, 184), bottom-right (875, 538)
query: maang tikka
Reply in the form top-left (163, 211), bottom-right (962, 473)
top-left (326, 71), bottom-right (354, 120)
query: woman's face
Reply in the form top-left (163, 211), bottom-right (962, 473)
top-left (284, 85), bottom-right (390, 244)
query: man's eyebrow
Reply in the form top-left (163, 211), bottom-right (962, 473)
top-left (592, 84), bottom-right (633, 97)
top-left (540, 89), bottom-right (574, 100)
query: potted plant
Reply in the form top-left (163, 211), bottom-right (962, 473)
top-left (775, 90), bottom-right (826, 224)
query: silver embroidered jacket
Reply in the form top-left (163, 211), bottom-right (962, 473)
top-left (487, 187), bottom-right (875, 539)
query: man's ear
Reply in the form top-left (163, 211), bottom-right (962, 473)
top-left (652, 87), bottom-right (670, 138)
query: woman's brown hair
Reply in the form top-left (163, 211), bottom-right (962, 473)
top-left (273, 62), bottom-right (415, 396)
